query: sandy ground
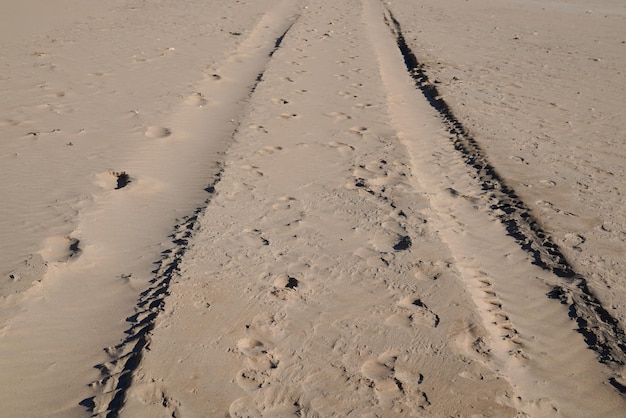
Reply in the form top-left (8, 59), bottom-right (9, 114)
top-left (0, 0), bottom-right (625, 417)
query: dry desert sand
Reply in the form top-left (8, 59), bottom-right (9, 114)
top-left (1, 0), bottom-right (625, 416)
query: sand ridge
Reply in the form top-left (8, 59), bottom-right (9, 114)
top-left (385, 0), bottom-right (626, 331)
top-left (0, 0), bottom-right (625, 416)
top-left (100, 0), bottom-right (624, 416)
top-left (0, 0), bottom-right (294, 415)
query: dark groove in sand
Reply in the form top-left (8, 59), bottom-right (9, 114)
top-left (82, 19), bottom-right (299, 417)
top-left (382, 4), bottom-right (626, 367)
top-left (80, 170), bottom-right (223, 417)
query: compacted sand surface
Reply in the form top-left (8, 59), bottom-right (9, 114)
top-left (0, 0), bottom-right (625, 417)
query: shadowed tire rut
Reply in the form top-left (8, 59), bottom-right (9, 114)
top-left (382, 4), bottom-right (626, 367)
top-left (82, 2), bottom-right (625, 415)
top-left (81, 171), bottom-right (223, 417)
top-left (81, 17), bottom-right (299, 417)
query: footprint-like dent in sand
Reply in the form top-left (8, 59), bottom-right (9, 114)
top-left (349, 126), bottom-right (369, 135)
top-left (144, 125), bottom-right (172, 139)
top-left (354, 246), bottom-right (388, 267)
top-left (361, 358), bottom-right (394, 380)
top-left (40, 235), bottom-right (82, 263)
top-left (325, 141), bottom-right (355, 156)
top-left (248, 124), bottom-right (269, 133)
top-left (112, 171), bottom-right (132, 189)
top-left (562, 232), bottom-right (586, 251)
top-left (361, 353), bottom-right (430, 409)
top-left (6, 254), bottom-right (47, 293)
top-left (235, 369), bottom-right (266, 391)
top-left (271, 195), bottom-right (298, 211)
top-left (184, 92), bottom-right (208, 107)
top-left (324, 111), bottom-right (352, 121)
top-left (393, 235), bottom-right (412, 251)
top-left (385, 313), bottom-right (413, 327)
top-left (237, 338), bottom-right (268, 357)
top-left (257, 145), bottom-right (284, 155)
top-left (0, 119), bottom-right (25, 127)
top-left (241, 228), bottom-right (270, 246)
top-left (338, 90), bottom-right (358, 98)
top-left (396, 296), bottom-right (440, 328)
top-left (240, 164), bottom-right (264, 177)
top-left (327, 141), bottom-right (355, 150)
top-left (96, 171), bottom-right (133, 190)
top-left (235, 335), bottom-right (279, 393)
top-left (397, 297), bottom-right (424, 309)
top-left (538, 179), bottom-right (557, 187)
top-left (273, 273), bottom-right (299, 289)
top-left (229, 397), bottom-right (261, 417)
top-left (270, 273), bottom-right (300, 299)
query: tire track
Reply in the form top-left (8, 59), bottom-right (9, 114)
top-left (380, 2), bottom-right (626, 368)
top-left (106, 1), bottom-right (521, 415)
top-left (82, 8), bottom-right (300, 416)
top-left (81, 173), bottom-right (223, 417)
top-left (84, 1), bottom-right (625, 415)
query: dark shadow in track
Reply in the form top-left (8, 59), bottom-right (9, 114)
top-left (382, 4), bottom-right (626, 368)
top-left (80, 20), bottom-right (299, 417)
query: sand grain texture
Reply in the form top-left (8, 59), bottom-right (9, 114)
top-left (0, 0), bottom-right (625, 417)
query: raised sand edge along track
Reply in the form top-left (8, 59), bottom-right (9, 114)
top-left (0, 0), bottom-right (624, 416)
top-left (83, 4), bottom-right (302, 415)
top-left (90, 0), bottom-right (626, 416)
top-left (380, 3), bottom-right (626, 368)
top-left (0, 1), bottom-right (302, 417)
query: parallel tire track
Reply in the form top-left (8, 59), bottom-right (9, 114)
top-left (81, 15), bottom-right (300, 417)
top-left (381, 4), bottom-right (626, 368)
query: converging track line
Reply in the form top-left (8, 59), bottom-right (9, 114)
top-left (380, 2), bottom-right (626, 368)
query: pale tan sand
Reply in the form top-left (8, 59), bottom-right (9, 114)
top-left (386, 0), bottom-right (626, 328)
top-left (0, 0), bottom-right (625, 417)
top-left (0, 0), bottom-right (290, 415)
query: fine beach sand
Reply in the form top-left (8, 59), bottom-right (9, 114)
top-left (0, 0), bottom-right (625, 416)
